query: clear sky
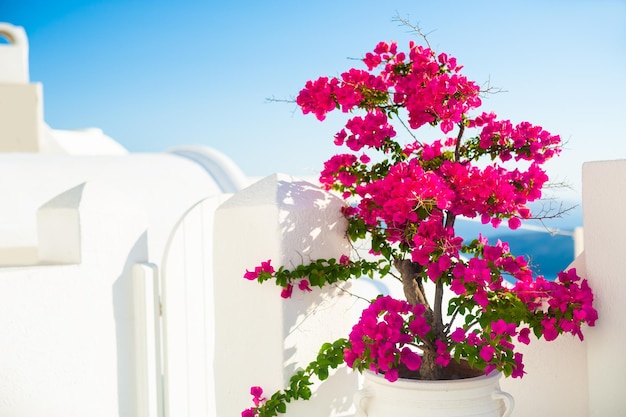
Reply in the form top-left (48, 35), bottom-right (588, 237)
top-left (2, 0), bottom-right (625, 204)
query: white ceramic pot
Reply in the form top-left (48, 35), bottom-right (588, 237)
top-left (354, 370), bottom-right (514, 417)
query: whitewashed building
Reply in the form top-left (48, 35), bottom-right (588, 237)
top-left (0, 23), bottom-right (623, 417)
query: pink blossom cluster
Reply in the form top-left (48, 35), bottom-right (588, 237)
top-left (512, 268), bottom-right (598, 341)
top-left (242, 386), bottom-right (265, 417)
top-left (450, 237), bottom-right (597, 340)
top-left (319, 153), bottom-right (359, 191)
top-left (244, 260), bottom-right (275, 281)
top-left (244, 259), bottom-right (312, 298)
top-left (445, 237), bottom-right (531, 304)
top-left (361, 41), bottom-right (482, 133)
top-left (334, 110), bottom-right (396, 152)
top-left (356, 160), bottom-right (455, 245)
top-left (450, 322), bottom-right (526, 378)
top-left (469, 112), bottom-right (561, 164)
top-left (297, 40), bottom-right (482, 135)
top-left (344, 296), bottom-right (430, 382)
top-left (342, 232), bottom-right (597, 380)
top-left (440, 160), bottom-right (547, 228)
top-left (396, 46), bottom-right (482, 133)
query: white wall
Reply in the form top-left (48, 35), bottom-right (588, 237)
top-left (581, 160), bottom-right (626, 417)
top-left (0, 153), bottom-right (221, 266)
top-left (0, 181), bottom-right (148, 417)
top-left (0, 151), bottom-right (230, 416)
top-left (0, 162), bottom-right (623, 417)
top-left (213, 174), bottom-right (366, 417)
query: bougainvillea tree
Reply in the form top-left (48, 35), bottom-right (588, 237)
top-left (242, 37), bottom-right (597, 417)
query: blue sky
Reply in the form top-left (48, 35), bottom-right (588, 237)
top-left (2, 0), bottom-right (625, 205)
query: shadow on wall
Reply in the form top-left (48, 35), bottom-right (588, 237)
top-left (276, 178), bottom-right (361, 416)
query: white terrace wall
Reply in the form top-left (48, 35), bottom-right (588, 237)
top-left (215, 177), bottom-right (559, 417)
top-left (0, 159), bottom-right (624, 417)
top-left (213, 174), bottom-right (380, 417)
top-left (216, 162), bottom-right (626, 417)
top-left (0, 155), bottom-right (227, 417)
top-left (0, 182), bottom-right (148, 417)
top-left (580, 160), bottom-right (626, 417)
top-left (502, 159), bottom-right (626, 417)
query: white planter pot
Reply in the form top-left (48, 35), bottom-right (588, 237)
top-left (354, 370), bottom-right (514, 417)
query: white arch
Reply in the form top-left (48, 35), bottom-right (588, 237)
top-left (166, 146), bottom-right (249, 194)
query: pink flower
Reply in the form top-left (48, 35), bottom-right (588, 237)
top-left (450, 327), bottom-right (466, 343)
top-left (511, 353), bottom-right (526, 378)
top-left (491, 319), bottom-right (516, 337)
top-left (508, 217), bottom-right (522, 230)
top-left (408, 311), bottom-right (430, 338)
top-left (244, 260), bottom-right (274, 281)
top-left (473, 288), bottom-right (489, 308)
top-left (250, 386), bottom-right (265, 406)
top-left (384, 368), bottom-right (399, 382)
top-left (319, 153), bottom-right (358, 188)
top-left (343, 111), bottom-right (396, 152)
top-left (296, 77), bottom-right (338, 121)
top-left (280, 284), bottom-right (293, 299)
top-left (243, 269), bottom-right (259, 281)
top-left (450, 277), bottom-right (466, 295)
top-left (479, 345), bottom-right (496, 362)
top-left (435, 339), bottom-right (451, 366)
top-left (541, 318), bottom-right (559, 341)
top-left (467, 332), bottom-right (480, 346)
top-left (298, 279), bottom-right (312, 292)
top-left (517, 328), bottom-right (531, 345)
top-left (401, 347), bottom-right (422, 371)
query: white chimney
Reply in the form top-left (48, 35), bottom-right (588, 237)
top-left (0, 22), bottom-right (45, 152)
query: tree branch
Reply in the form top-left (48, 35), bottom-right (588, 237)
top-left (391, 13), bottom-right (433, 50)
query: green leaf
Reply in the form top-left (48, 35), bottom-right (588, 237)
top-left (300, 386), bottom-right (312, 400)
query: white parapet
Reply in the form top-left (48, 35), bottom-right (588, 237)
top-left (37, 183), bottom-right (85, 264)
top-left (0, 23), bottom-right (29, 83)
top-left (213, 174), bottom-right (364, 417)
top-left (581, 159), bottom-right (626, 417)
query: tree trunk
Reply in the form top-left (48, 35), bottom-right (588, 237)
top-left (420, 347), bottom-right (441, 380)
top-left (393, 258), bottom-right (443, 380)
top-left (393, 259), bottom-right (429, 309)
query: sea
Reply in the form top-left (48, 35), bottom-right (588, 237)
top-left (454, 201), bottom-right (583, 281)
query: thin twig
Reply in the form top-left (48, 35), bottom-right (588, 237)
top-left (332, 283), bottom-right (373, 303)
top-left (391, 13), bottom-right (433, 50)
top-left (479, 75), bottom-right (507, 96)
top-left (265, 95), bottom-right (296, 104)
top-left (395, 111), bottom-right (421, 145)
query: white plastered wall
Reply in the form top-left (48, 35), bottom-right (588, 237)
top-left (580, 159), bottom-right (626, 417)
top-left (213, 174), bottom-right (378, 417)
